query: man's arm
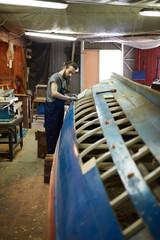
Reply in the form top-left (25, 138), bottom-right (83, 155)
top-left (51, 82), bottom-right (73, 101)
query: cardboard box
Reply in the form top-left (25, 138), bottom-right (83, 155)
top-left (35, 130), bottom-right (47, 158)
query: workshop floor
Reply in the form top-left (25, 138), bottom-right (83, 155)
top-left (0, 119), bottom-right (50, 240)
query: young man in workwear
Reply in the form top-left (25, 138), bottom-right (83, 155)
top-left (45, 61), bottom-right (78, 154)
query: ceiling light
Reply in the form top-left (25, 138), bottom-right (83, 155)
top-left (0, 0), bottom-right (68, 9)
top-left (25, 32), bottom-right (76, 41)
top-left (139, 9), bottom-right (160, 17)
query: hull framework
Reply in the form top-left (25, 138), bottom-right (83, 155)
top-left (50, 73), bottom-right (160, 240)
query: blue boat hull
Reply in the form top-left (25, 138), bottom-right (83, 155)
top-left (49, 73), bottom-right (160, 240)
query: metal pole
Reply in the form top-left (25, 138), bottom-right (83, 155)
top-left (121, 44), bottom-right (124, 76)
top-left (80, 40), bottom-right (84, 92)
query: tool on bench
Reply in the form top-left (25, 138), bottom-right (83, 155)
top-left (0, 89), bottom-right (18, 122)
top-left (96, 89), bottom-right (117, 94)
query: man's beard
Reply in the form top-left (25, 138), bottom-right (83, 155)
top-left (62, 70), bottom-right (69, 80)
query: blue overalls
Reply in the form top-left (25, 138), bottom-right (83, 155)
top-left (45, 82), bottom-right (65, 154)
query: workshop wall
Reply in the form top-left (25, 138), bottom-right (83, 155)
top-left (0, 42), bottom-right (27, 93)
top-left (27, 42), bottom-right (51, 93)
top-left (134, 46), bottom-right (160, 86)
top-left (49, 41), bottom-right (80, 94)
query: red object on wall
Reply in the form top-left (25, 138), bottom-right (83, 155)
top-left (134, 46), bottom-right (160, 86)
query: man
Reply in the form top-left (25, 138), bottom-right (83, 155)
top-left (45, 61), bottom-right (78, 154)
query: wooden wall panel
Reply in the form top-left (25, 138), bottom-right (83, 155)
top-left (0, 43), bottom-right (11, 75)
top-left (134, 46), bottom-right (160, 86)
top-left (0, 42), bottom-right (26, 93)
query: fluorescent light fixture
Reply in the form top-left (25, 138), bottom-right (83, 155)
top-left (139, 8), bottom-right (160, 17)
top-left (0, 0), bottom-right (68, 9)
top-left (25, 32), bottom-right (76, 41)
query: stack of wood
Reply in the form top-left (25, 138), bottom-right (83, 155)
top-left (44, 154), bottom-right (53, 183)
top-left (35, 130), bottom-right (47, 158)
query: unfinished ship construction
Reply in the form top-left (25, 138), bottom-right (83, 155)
top-left (49, 73), bottom-right (160, 240)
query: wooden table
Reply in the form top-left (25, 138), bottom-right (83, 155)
top-left (0, 116), bottom-right (23, 161)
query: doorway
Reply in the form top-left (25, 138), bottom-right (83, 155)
top-left (84, 50), bottom-right (99, 89)
top-left (84, 49), bottom-right (122, 89)
top-left (99, 49), bottom-right (122, 82)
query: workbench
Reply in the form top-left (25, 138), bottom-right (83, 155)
top-left (0, 116), bottom-right (23, 161)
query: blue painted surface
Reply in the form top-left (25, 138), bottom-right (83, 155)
top-left (132, 70), bottom-right (146, 80)
top-left (99, 77), bottom-right (160, 164)
top-left (0, 108), bottom-right (13, 121)
top-left (54, 103), bottom-right (124, 240)
top-left (113, 72), bottom-right (160, 108)
top-left (52, 77), bottom-right (160, 240)
top-left (115, 91), bottom-right (160, 164)
top-left (93, 85), bottom-right (160, 240)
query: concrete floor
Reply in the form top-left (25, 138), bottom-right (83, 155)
top-left (0, 119), bottom-right (50, 240)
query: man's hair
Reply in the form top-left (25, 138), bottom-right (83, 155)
top-left (63, 61), bottom-right (78, 70)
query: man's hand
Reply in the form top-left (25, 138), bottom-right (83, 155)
top-left (69, 96), bottom-right (77, 101)
top-left (71, 94), bottom-right (78, 98)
